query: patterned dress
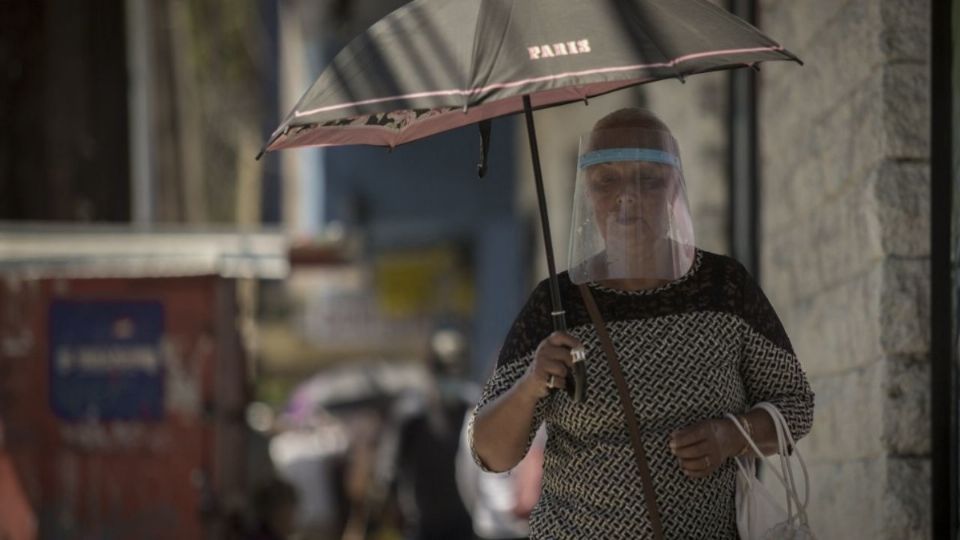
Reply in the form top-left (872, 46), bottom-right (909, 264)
top-left (468, 249), bottom-right (814, 539)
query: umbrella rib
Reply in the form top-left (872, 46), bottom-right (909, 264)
top-left (292, 45), bottom-right (786, 118)
top-left (610, 1), bottom-right (685, 83)
top-left (464, 0), bottom-right (517, 108)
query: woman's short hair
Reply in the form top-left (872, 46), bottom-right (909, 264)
top-left (592, 107), bottom-right (671, 133)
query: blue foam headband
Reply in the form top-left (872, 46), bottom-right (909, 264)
top-left (578, 148), bottom-right (681, 170)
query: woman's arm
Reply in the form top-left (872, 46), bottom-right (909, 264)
top-left (737, 408), bottom-right (780, 456)
top-left (670, 261), bottom-right (814, 477)
top-left (471, 331), bottom-right (579, 472)
top-left (471, 382), bottom-right (541, 472)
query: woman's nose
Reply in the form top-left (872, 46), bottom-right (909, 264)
top-left (616, 190), bottom-right (637, 207)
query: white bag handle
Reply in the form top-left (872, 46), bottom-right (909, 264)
top-left (725, 412), bottom-right (800, 519)
top-left (725, 403), bottom-right (810, 527)
top-left (754, 402), bottom-right (811, 517)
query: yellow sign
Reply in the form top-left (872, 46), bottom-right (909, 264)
top-left (374, 246), bottom-right (474, 317)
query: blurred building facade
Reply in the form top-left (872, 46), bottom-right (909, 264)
top-left (2, 0), bottom-right (531, 537)
top-left (272, 0), bottom-right (528, 382)
top-left (0, 0), bottom-right (957, 539)
top-left (0, 226), bottom-right (288, 538)
top-left (0, 0), bottom-right (275, 225)
top-left (1, 1), bottom-right (130, 221)
top-left (0, 1), bottom-right (288, 537)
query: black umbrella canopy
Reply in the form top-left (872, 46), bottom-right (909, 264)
top-left (264, 0), bottom-right (799, 151)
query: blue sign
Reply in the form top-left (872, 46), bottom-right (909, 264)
top-left (49, 300), bottom-right (165, 422)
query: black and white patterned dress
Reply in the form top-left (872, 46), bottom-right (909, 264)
top-left (469, 249), bottom-right (814, 539)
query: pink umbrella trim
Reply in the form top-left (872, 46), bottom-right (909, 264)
top-left (293, 45), bottom-right (784, 118)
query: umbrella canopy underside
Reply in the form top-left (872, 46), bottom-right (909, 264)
top-left (265, 0), bottom-right (800, 151)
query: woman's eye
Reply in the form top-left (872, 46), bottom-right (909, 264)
top-left (640, 177), bottom-right (667, 191)
top-left (589, 175), bottom-right (618, 192)
top-left (600, 175), bottom-right (618, 185)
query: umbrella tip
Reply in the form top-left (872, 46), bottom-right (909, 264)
top-left (783, 49), bottom-right (805, 66)
top-left (256, 130), bottom-right (285, 160)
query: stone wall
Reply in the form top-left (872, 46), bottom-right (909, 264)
top-left (757, 0), bottom-right (931, 537)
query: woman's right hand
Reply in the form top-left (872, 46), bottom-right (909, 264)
top-left (518, 331), bottom-right (582, 399)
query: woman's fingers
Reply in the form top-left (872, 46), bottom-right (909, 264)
top-left (522, 355), bottom-right (570, 397)
top-left (520, 332), bottom-right (584, 398)
top-left (672, 440), bottom-right (712, 459)
top-left (538, 344), bottom-right (575, 367)
top-left (545, 331), bottom-right (582, 351)
top-left (670, 424), bottom-right (709, 450)
top-left (670, 420), bottom-right (727, 478)
top-left (533, 332), bottom-right (585, 372)
top-left (539, 358), bottom-right (570, 391)
top-left (680, 461), bottom-right (717, 478)
top-left (544, 372), bottom-right (567, 390)
top-left (679, 456), bottom-right (714, 472)
top-left (678, 450), bottom-right (722, 478)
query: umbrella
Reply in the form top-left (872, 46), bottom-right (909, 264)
top-left (285, 362), bottom-right (430, 424)
top-left (260, 0), bottom-right (801, 402)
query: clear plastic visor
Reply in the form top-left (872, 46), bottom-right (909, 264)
top-left (567, 127), bottom-right (696, 285)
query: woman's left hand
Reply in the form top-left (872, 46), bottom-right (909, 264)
top-left (668, 418), bottom-right (744, 478)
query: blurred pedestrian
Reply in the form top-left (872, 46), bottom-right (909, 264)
top-left (270, 407), bottom-right (351, 539)
top-left (340, 406), bottom-right (390, 540)
top-left (456, 413), bottom-right (544, 540)
top-left (469, 108), bottom-right (814, 539)
top-left (391, 328), bottom-right (479, 540)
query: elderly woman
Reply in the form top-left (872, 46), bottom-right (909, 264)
top-left (469, 108), bottom-right (814, 539)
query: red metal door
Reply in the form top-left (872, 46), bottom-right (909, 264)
top-left (0, 276), bottom-right (247, 539)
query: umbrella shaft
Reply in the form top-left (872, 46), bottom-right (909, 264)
top-left (522, 95), bottom-right (566, 328)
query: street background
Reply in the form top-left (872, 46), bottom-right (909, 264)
top-left (0, 0), bottom-right (947, 539)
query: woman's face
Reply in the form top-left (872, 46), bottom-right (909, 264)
top-left (586, 159), bottom-right (681, 247)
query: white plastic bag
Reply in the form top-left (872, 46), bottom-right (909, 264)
top-left (726, 402), bottom-right (815, 540)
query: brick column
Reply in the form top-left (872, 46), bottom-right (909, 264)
top-left (758, 1), bottom-right (931, 537)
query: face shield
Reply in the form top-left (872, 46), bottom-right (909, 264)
top-left (567, 126), bottom-right (696, 285)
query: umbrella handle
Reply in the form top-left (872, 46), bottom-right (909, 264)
top-left (568, 350), bottom-right (588, 403)
top-left (549, 312), bottom-right (586, 403)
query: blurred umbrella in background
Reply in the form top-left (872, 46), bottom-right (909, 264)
top-left (284, 362), bottom-right (429, 425)
top-left (261, 0), bottom-right (802, 402)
